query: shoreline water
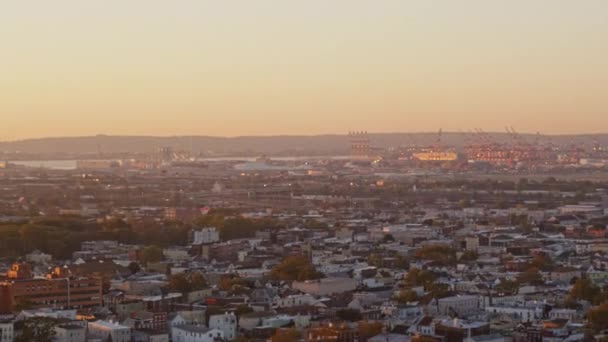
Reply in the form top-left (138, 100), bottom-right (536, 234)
top-left (8, 155), bottom-right (354, 170)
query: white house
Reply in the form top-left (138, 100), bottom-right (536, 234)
top-left (408, 316), bottom-right (435, 336)
top-left (208, 313), bottom-right (237, 341)
top-left (262, 314), bottom-right (311, 330)
top-left (484, 305), bottom-right (543, 322)
top-left (0, 321), bottom-right (13, 342)
top-left (433, 295), bottom-right (481, 316)
top-left (172, 325), bottom-right (224, 342)
top-left (273, 294), bottom-right (318, 308)
top-left (549, 308), bottom-right (579, 320)
top-left (163, 247), bottom-right (191, 262)
top-left (193, 227), bottom-right (220, 245)
top-left (25, 250), bottom-right (52, 264)
top-left (132, 330), bottom-right (169, 342)
top-left (88, 320), bottom-right (131, 342)
top-left (168, 311), bottom-right (207, 340)
top-left (54, 324), bottom-right (86, 342)
top-left (292, 277), bottom-right (357, 296)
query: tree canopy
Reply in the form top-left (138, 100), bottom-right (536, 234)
top-left (358, 321), bottom-right (384, 341)
top-left (270, 255), bottom-right (324, 282)
top-left (0, 218), bottom-right (190, 260)
top-left (169, 272), bottom-right (208, 294)
top-left (495, 279), bottom-right (519, 294)
top-left (414, 245), bottom-right (457, 266)
top-left (336, 309), bottom-right (363, 322)
top-left (140, 245), bottom-right (164, 265)
top-left (459, 251), bottom-right (479, 263)
top-left (195, 212), bottom-right (281, 241)
top-left (271, 328), bottom-right (301, 342)
top-left (529, 255), bottom-right (555, 272)
top-left (588, 303), bottom-right (608, 333)
top-left (516, 267), bottom-right (544, 286)
top-left (395, 289), bottom-right (418, 303)
top-left (403, 268), bottom-right (438, 288)
top-left (568, 277), bottom-right (601, 304)
top-left (16, 317), bottom-right (57, 342)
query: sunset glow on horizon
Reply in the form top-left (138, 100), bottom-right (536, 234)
top-left (2, 0), bottom-right (608, 140)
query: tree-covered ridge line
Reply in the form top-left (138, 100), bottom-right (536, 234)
top-left (0, 212), bottom-right (283, 260)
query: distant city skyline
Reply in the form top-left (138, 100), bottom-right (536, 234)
top-left (2, 0), bottom-right (608, 139)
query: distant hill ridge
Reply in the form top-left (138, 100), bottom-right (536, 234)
top-left (1, 132), bottom-right (607, 156)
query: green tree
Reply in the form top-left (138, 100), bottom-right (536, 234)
top-left (271, 328), bottom-right (301, 342)
top-left (16, 317), bottom-right (57, 342)
top-left (233, 337), bottom-right (254, 342)
top-left (140, 245), bottom-right (164, 265)
top-left (403, 268), bottom-right (438, 288)
top-left (196, 213), bottom-right (279, 241)
top-left (270, 255), bottom-right (323, 282)
top-left (235, 304), bottom-right (254, 317)
top-left (427, 283), bottom-right (450, 299)
top-left (168, 272), bottom-right (207, 294)
top-left (588, 303), bottom-right (608, 333)
top-left (516, 267), bottom-right (544, 286)
top-left (169, 273), bottom-right (192, 294)
top-left (367, 253), bottom-right (384, 268)
top-left (414, 245), bottom-right (457, 266)
top-left (459, 251), bottom-right (479, 262)
top-left (569, 277), bottom-right (601, 304)
top-left (495, 279), bottom-right (519, 294)
top-left (383, 234), bottom-right (395, 243)
top-left (358, 321), bottom-right (384, 341)
top-left (218, 276), bottom-right (252, 295)
top-left (529, 255), bottom-right (555, 272)
top-left (190, 272), bottom-right (207, 290)
top-left (13, 298), bottom-right (36, 312)
top-left (395, 289), bottom-right (418, 303)
top-left (128, 262), bottom-right (141, 274)
top-left (336, 308), bottom-right (363, 322)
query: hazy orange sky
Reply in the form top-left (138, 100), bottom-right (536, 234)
top-left (1, 1), bottom-right (607, 140)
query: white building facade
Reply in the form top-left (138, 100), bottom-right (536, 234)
top-left (209, 313), bottom-right (237, 341)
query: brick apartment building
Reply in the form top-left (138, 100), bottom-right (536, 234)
top-left (0, 263), bottom-right (102, 313)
